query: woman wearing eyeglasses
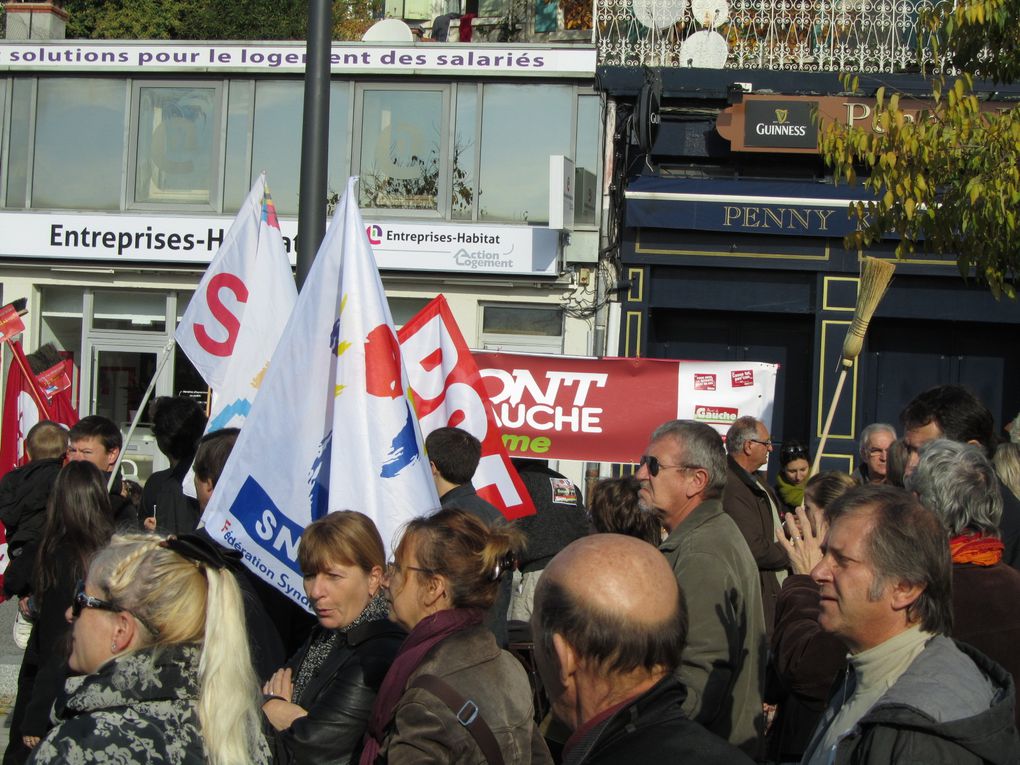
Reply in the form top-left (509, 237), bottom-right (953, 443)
top-left (260, 511), bottom-right (405, 765)
top-left (774, 440), bottom-right (812, 513)
top-left (28, 533), bottom-right (270, 765)
top-left (360, 508), bottom-right (550, 765)
top-left (5, 461), bottom-right (115, 765)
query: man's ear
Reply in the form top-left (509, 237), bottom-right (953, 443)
top-left (108, 447), bottom-right (121, 472)
top-left (552, 632), bottom-right (577, 685)
top-left (889, 579), bottom-right (925, 614)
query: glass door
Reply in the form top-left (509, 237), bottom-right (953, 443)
top-left (83, 340), bottom-right (172, 483)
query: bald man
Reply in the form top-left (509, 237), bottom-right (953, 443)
top-left (532, 535), bottom-right (754, 765)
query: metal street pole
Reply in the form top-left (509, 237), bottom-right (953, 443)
top-left (296, 0), bottom-right (333, 288)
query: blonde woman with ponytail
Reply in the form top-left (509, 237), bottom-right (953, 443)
top-left (361, 508), bottom-right (551, 764)
top-left (29, 533), bottom-right (269, 765)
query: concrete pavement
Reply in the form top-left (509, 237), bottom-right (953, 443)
top-left (0, 598), bottom-right (26, 757)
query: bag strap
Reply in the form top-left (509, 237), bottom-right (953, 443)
top-left (409, 674), bottom-right (506, 765)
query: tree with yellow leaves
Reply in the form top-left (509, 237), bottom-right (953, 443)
top-left (820, 0), bottom-right (1020, 298)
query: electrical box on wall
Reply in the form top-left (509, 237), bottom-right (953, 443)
top-left (549, 155), bottom-right (575, 230)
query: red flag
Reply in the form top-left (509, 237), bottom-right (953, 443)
top-left (1, 341), bottom-right (50, 476)
top-left (38, 357), bottom-right (78, 433)
top-left (398, 295), bottom-right (537, 520)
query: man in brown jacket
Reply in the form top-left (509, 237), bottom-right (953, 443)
top-left (723, 416), bottom-right (790, 634)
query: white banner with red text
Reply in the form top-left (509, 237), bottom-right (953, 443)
top-left (472, 353), bottom-right (778, 464)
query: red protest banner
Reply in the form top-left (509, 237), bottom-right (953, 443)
top-left (474, 353), bottom-right (778, 463)
top-left (398, 296), bottom-right (537, 520)
top-left (36, 359), bottom-right (72, 397)
top-left (0, 304), bottom-right (25, 344)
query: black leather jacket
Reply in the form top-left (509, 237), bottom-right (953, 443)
top-left (272, 619), bottom-right (405, 765)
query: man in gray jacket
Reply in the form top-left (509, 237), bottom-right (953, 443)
top-left (636, 419), bottom-right (766, 757)
top-left (802, 484), bottom-right (1019, 764)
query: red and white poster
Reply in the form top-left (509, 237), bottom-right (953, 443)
top-left (0, 305), bottom-right (25, 344)
top-left (398, 296), bottom-right (537, 520)
top-left (474, 353), bottom-right (778, 464)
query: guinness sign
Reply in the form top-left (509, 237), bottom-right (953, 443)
top-left (718, 94), bottom-right (1011, 154)
top-left (744, 100), bottom-right (817, 149)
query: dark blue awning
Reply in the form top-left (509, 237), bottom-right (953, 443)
top-left (625, 176), bottom-right (872, 237)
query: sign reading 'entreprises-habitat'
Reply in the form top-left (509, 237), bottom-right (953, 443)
top-left (0, 212), bottom-right (560, 276)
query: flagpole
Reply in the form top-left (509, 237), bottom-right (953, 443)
top-left (108, 336), bottom-right (176, 491)
top-left (4, 339), bottom-right (50, 416)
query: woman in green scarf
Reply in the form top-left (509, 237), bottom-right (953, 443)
top-left (774, 441), bottom-right (811, 512)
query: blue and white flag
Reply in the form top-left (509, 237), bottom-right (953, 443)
top-left (202, 177), bottom-right (439, 608)
top-left (176, 173), bottom-right (297, 433)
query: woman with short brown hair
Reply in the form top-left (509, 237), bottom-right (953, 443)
top-left (262, 511), bottom-right (405, 765)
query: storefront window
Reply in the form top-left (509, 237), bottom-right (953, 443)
top-left (358, 88), bottom-right (445, 212)
top-left (389, 296), bottom-right (431, 328)
top-left (481, 303), bottom-right (564, 352)
top-left (535, 0), bottom-right (592, 32)
top-left (250, 81), bottom-right (303, 215)
top-left (222, 80), bottom-right (254, 213)
top-left (0, 80), bottom-right (6, 199)
top-left (452, 85), bottom-right (478, 221)
top-left (91, 290), bottom-right (167, 332)
top-left (33, 79), bottom-right (127, 210)
top-left (478, 84), bottom-right (572, 224)
top-left (5, 79), bottom-right (33, 209)
top-left (39, 285), bottom-right (84, 370)
top-left (574, 94), bottom-right (600, 227)
top-left (328, 81), bottom-right (353, 205)
top-left (133, 85), bottom-right (220, 206)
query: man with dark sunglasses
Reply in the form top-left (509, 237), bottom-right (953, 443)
top-left (635, 420), bottom-right (766, 759)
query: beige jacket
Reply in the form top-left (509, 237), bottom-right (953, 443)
top-left (379, 625), bottom-right (552, 764)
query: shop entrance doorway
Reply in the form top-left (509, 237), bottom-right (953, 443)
top-left (83, 339), bottom-right (172, 483)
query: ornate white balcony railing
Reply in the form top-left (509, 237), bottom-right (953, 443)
top-left (596, 0), bottom-right (939, 72)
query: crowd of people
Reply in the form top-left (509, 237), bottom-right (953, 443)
top-left (0, 383), bottom-right (1018, 764)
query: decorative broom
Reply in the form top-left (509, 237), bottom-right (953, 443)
top-left (811, 256), bottom-right (896, 476)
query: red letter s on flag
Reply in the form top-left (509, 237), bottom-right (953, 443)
top-left (194, 274), bottom-right (249, 357)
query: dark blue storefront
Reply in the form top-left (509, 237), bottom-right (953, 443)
top-left (615, 170), bottom-right (1020, 474)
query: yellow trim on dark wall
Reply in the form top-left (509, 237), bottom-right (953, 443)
top-left (822, 276), bottom-right (859, 312)
top-left (817, 319), bottom-right (858, 440)
top-left (625, 311), bottom-right (643, 357)
top-left (626, 268), bottom-right (644, 303)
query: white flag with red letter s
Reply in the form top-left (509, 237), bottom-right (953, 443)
top-left (175, 173), bottom-right (296, 433)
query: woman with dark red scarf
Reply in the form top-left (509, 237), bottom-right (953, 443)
top-left (907, 438), bottom-right (1020, 728)
top-left (360, 508), bottom-right (551, 765)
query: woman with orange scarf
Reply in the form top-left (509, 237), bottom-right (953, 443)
top-left (907, 438), bottom-right (1020, 729)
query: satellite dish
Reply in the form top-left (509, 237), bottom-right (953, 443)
top-left (631, 0), bottom-right (686, 30)
top-left (362, 18), bottom-right (415, 42)
top-left (635, 70), bottom-right (662, 157)
top-left (690, 0), bottom-right (728, 28)
top-left (679, 30), bottom-right (728, 68)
